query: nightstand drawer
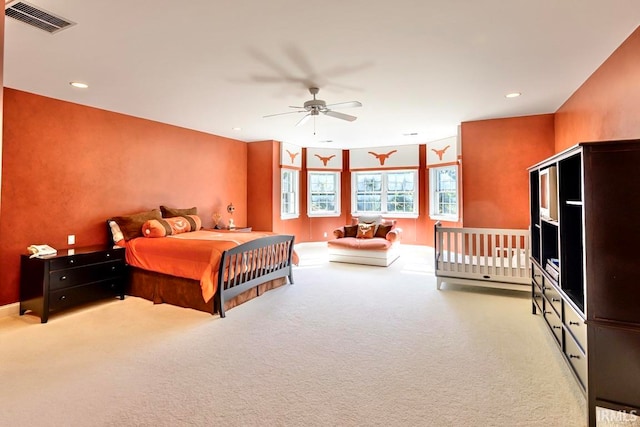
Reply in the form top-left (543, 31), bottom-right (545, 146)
top-left (49, 249), bottom-right (124, 271)
top-left (49, 261), bottom-right (125, 290)
top-left (49, 279), bottom-right (124, 312)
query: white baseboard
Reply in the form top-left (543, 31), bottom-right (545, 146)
top-left (0, 302), bottom-right (20, 318)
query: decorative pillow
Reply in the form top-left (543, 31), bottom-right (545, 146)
top-left (351, 215), bottom-right (382, 226)
top-left (344, 225), bottom-right (358, 238)
top-left (356, 223), bottom-right (375, 239)
top-left (375, 224), bottom-right (393, 239)
top-left (160, 205), bottom-right (197, 218)
top-left (181, 214), bottom-right (202, 231)
top-left (142, 216), bottom-right (195, 237)
top-left (108, 220), bottom-right (125, 247)
top-left (110, 209), bottom-right (162, 241)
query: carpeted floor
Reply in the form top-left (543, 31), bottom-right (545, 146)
top-left (0, 243), bottom-right (634, 426)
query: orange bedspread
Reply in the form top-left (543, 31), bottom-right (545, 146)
top-left (125, 230), bottom-right (292, 303)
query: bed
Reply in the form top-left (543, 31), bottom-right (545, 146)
top-left (434, 222), bottom-right (531, 292)
top-left (108, 211), bottom-right (296, 317)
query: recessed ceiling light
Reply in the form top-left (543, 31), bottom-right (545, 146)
top-left (505, 92), bottom-right (521, 98)
top-left (70, 82), bottom-right (88, 89)
top-left (232, 127), bottom-right (242, 131)
top-left (318, 140), bottom-right (333, 143)
top-left (403, 132), bottom-right (419, 136)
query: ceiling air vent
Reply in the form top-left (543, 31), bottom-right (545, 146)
top-left (5, 1), bottom-right (76, 34)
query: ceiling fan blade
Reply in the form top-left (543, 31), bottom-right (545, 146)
top-left (296, 113), bottom-right (311, 127)
top-left (323, 110), bottom-right (357, 122)
top-left (263, 110), bottom-right (306, 118)
top-left (324, 101), bottom-right (362, 109)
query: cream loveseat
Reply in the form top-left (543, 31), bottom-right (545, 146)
top-left (327, 216), bottom-right (402, 266)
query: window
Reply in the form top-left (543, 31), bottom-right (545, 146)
top-left (429, 165), bottom-right (458, 221)
top-left (281, 169), bottom-right (299, 219)
top-left (308, 171), bottom-right (340, 217)
top-left (352, 170), bottom-right (418, 216)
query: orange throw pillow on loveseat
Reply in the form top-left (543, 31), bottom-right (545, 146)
top-left (356, 223), bottom-right (375, 239)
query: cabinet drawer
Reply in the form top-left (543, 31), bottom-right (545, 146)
top-left (49, 261), bottom-right (125, 290)
top-left (532, 281), bottom-right (543, 313)
top-left (543, 298), bottom-right (563, 346)
top-left (532, 264), bottom-right (544, 288)
top-left (49, 249), bottom-right (124, 271)
top-left (49, 279), bottom-right (124, 312)
top-left (564, 333), bottom-right (587, 390)
top-left (543, 283), bottom-right (563, 316)
top-left (564, 302), bottom-right (587, 353)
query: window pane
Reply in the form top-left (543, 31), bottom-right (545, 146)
top-left (356, 174), bottom-right (382, 192)
top-left (356, 194), bottom-right (381, 212)
top-left (281, 170), bottom-right (299, 217)
top-left (431, 166), bottom-right (458, 218)
top-left (353, 170), bottom-right (417, 215)
top-left (308, 171), bottom-right (339, 215)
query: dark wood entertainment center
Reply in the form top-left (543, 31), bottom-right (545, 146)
top-left (529, 139), bottom-right (640, 426)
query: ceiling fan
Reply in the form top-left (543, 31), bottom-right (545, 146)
top-left (264, 87), bottom-right (362, 127)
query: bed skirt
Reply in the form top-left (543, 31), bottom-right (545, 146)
top-left (127, 267), bottom-right (287, 315)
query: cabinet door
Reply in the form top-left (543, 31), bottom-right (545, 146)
top-left (590, 324), bottom-right (640, 407)
top-left (584, 144), bottom-right (640, 323)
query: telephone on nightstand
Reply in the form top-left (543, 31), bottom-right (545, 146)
top-left (27, 244), bottom-right (57, 258)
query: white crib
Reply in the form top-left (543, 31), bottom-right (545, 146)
top-left (434, 222), bottom-right (531, 292)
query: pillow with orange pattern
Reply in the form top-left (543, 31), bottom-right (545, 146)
top-left (142, 215), bottom-right (202, 238)
top-left (356, 223), bottom-right (375, 239)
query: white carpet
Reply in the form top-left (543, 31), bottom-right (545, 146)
top-left (0, 243), bottom-right (632, 426)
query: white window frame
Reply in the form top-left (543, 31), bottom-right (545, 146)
top-left (307, 171), bottom-right (341, 217)
top-left (351, 169), bottom-right (418, 218)
top-left (281, 169), bottom-right (299, 219)
top-left (429, 165), bottom-right (459, 221)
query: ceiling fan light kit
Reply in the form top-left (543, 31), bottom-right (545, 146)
top-left (264, 87), bottom-right (362, 130)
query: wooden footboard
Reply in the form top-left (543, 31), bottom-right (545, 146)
top-left (434, 222), bottom-right (530, 291)
top-left (216, 234), bottom-right (295, 317)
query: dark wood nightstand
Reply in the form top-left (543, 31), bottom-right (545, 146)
top-left (19, 245), bottom-right (127, 323)
top-left (216, 227), bottom-right (252, 233)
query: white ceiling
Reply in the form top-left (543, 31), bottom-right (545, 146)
top-left (4, 1), bottom-right (640, 149)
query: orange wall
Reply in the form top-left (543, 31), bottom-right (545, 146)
top-left (247, 140), bottom-right (276, 232)
top-left (461, 114), bottom-right (555, 229)
top-left (0, 12), bottom-right (4, 218)
top-left (0, 89), bottom-right (248, 305)
top-left (555, 26), bottom-right (640, 151)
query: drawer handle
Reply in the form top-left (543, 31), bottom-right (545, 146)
top-left (59, 295), bottom-right (66, 301)
top-left (552, 298), bottom-right (561, 302)
top-left (69, 259), bottom-right (75, 264)
top-left (106, 253), bottom-right (111, 258)
top-left (111, 266), bottom-right (116, 271)
top-left (60, 275), bottom-right (67, 281)
top-left (569, 321), bottom-right (581, 326)
top-left (568, 354), bottom-right (581, 360)
top-left (552, 325), bottom-right (562, 330)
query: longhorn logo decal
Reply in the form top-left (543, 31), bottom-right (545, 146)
top-left (286, 149), bottom-right (299, 164)
top-left (314, 154), bottom-right (336, 166)
top-left (368, 150), bottom-right (397, 166)
top-left (431, 145), bottom-right (451, 161)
